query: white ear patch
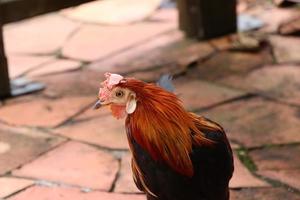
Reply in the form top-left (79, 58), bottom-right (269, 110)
top-left (126, 94), bottom-right (136, 114)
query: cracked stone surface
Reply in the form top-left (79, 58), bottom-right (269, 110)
top-left (231, 187), bottom-right (300, 200)
top-left (258, 7), bottom-right (300, 33)
top-left (8, 186), bottom-right (146, 200)
top-left (27, 59), bottom-right (82, 77)
top-left (0, 177), bottom-right (34, 198)
top-left (62, 19), bottom-right (176, 61)
top-left (13, 141), bottom-right (119, 190)
top-left (187, 49), bottom-right (273, 82)
top-left (32, 70), bottom-right (103, 97)
top-left (270, 36), bottom-right (300, 63)
top-left (202, 97), bottom-right (300, 148)
top-left (0, 124), bottom-right (64, 175)
top-left (7, 55), bottom-right (54, 78)
top-left (175, 78), bottom-right (245, 111)
top-left (230, 153), bottom-right (269, 188)
top-left (55, 115), bottom-right (128, 150)
top-left (251, 145), bottom-right (300, 190)
top-left (221, 65), bottom-right (300, 106)
top-left (4, 14), bottom-right (80, 54)
top-left (0, 97), bottom-right (94, 127)
top-left (114, 153), bottom-right (140, 193)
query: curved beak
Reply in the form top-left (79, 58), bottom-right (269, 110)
top-left (93, 100), bottom-right (102, 110)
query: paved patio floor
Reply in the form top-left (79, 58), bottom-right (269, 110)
top-left (0, 0), bottom-right (300, 199)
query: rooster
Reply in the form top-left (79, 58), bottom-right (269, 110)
top-left (94, 73), bottom-right (234, 200)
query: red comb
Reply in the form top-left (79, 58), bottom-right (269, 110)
top-left (98, 73), bottom-right (124, 101)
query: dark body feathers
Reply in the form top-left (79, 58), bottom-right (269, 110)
top-left (126, 118), bottom-right (234, 200)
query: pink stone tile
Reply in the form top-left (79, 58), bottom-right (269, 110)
top-left (0, 96), bottom-right (94, 127)
top-left (4, 14), bottom-right (80, 54)
top-left (74, 106), bottom-right (110, 121)
top-left (61, 0), bottom-right (163, 25)
top-left (33, 70), bottom-right (103, 97)
top-left (90, 34), bottom-right (215, 82)
top-left (258, 170), bottom-right (300, 191)
top-left (258, 7), bottom-right (300, 33)
top-left (0, 177), bottom-right (33, 198)
top-left (13, 141), bottom-right (119, 190)
top-left (7, 55), bottom-right (54, 78)
top-left (230, 153), bottom-right (269, 188)
top-left (187, 49), bottom-right (273, 82)
top-left (203, 97), bottom-right (300, 148)
top-left (250, 145), bottom-right (300, 171)
top-left (251, 145), bottom-right (300, 190)
top-left (175, 79), bottom-right (244, 111)
top-left (0, 124), bottom-right (64, 175)
top-left (62, 19), bottom-right (176, 61)
top-left (89, 30), bottom-right (184, 74)
top-left (28, 59), bottom-right (81, 77)
top-left (231, 187), bottom-right (300, 200)
top-left (222, 65), bottom-right (300, 106)
top-left (55, 115), bottom-right (128, 150)
top-left (8, 186), bottom-right (146, 200)
top-left (269, 36), bottom-right (300, 63)
top-left (115, 153), bottom-right (140, 193)
top-left (279, 16), bottom-right (300, 35)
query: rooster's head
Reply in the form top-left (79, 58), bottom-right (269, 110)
top-left (93, 73), bottom-right (137, 119)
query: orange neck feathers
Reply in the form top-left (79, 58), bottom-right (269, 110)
top-left (120, 79), bottom-right (214, 177)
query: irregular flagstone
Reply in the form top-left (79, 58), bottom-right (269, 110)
top-left (257, 7), bottom-right (300, 33)
top-left (230, 187), bottom-right (300, 200)
top-left (0, 96), bottom-right (94, 127)
top-left (7, 55), bottom-right (54, 78)
top-left (279, 16), bottom-right (300, 35)
top-left (0, 177), bottom-right (34, 198)
top-left (250, 145), bottom-right (300, 171)
top-left (187, 48), bottom-right (273, 81)
top-left (61, 0), bottom-right (162, 25)
top-left (0, 124), bottom-right (65, 175)
top-left (62, 17), bottom-right (176, 61)
top-left (269, 36), bottom-right (300, 63)
top-left (221, 65), bottom-right (300, 106)
top-left (258, 170), bottom-right (300, 191)
top-left (4, 14), bottom-right (80, 54)
top-left (33, 69), bottom-right (103, 97)
top-left (230, 153), bottom-right (269, 188)
top-left (126, 63), bottom-right (187, 83)
top-left (55, 115), bottom-right (128, 150)
top-left (90, 36), bottom-right (215, 82)
top-left (27, 59), bottom-right (82, 77)
top-left (88, 30), bottom-right (184, 74)
top-left (73, 106), bottom-right (111, 122)
top-left (8, 186), bottom-right (146, 200)
top-left (175, 78), bottom-right (245, 111)
top-left (13, 141), bottom-right (119, 190)
top-left (250, 145), bottom-right (300, 190)
top-left (202, 97), bottom-right (300, 148)
top-left (115, 153), bottom-right (140, 193)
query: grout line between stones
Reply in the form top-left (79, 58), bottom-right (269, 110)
top-left (3, 183), bottom-right (34, 199)
top-left (108, 158), bottom-right (122, 193)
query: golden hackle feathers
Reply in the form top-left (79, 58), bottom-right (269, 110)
top-left (119, 79), bottom-right (219, 177)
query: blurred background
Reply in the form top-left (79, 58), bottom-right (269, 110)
top-left (0, 0), bottom-right (300, 199)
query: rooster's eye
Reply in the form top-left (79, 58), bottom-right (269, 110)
top-left (115, 90), bottom-right (124, 98)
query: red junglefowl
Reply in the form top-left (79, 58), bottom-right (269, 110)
top-left (94, 73), bottom-right (234, 200)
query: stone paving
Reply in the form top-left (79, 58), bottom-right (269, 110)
top-left (0, 0), bottom-right (300, 199)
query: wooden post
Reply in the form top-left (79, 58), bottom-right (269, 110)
top-left (0, 23), bottom-right (11, 99)
top-left (178, 0), bottom-right (237, 40)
